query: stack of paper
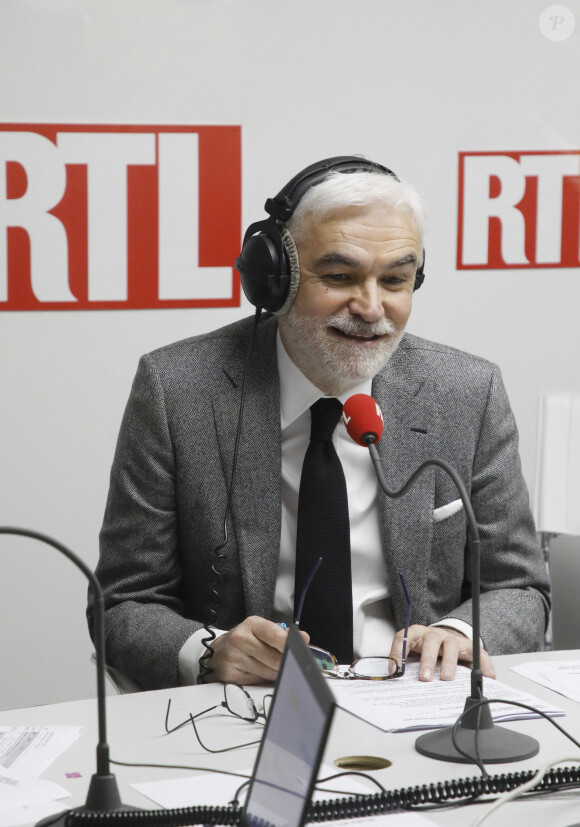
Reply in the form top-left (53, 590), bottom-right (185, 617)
top-left (0, 725), bottom-right (82, 826)
top-left (511, 660), bottom-right (580, 703)
top-left (327, 662), bottom-right (565, 732)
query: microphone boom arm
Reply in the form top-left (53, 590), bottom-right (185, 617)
top-left (366, 443), bottom-right (483, 700)
top-left (0, 526), bottom-right (130, 815)
top-left (347, 395), bottom-right (539, 764)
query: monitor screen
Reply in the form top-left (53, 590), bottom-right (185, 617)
top-left (242, 626), bottom-right (335, 827)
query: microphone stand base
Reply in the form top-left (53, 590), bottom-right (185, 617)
top-left (36, 774), bottom-right (139, 825)
top-left (416, 693), bottom-right (540, 764)
top-left (37, 804), bottom-right (138, 826)
top-left (415, 722), bottom-right (540, 764)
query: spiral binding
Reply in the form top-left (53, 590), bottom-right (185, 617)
top-left (57, 765), bottom-right (580, 825)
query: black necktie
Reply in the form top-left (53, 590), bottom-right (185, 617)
top-left (294, 397), bottom-right (353, 663)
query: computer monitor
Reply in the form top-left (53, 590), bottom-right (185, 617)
top-left (241, 625), bottom-right (336, 827)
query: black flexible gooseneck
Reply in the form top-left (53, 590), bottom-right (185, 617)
top-left (0, 526), bottom-right (135, 822)
top-left (362, 442), bottom-right (540, 765)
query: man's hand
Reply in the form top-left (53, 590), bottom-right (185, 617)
top-left (389, 624), bottom-right (496, 682)
top-left (208, 616), bottom-right (310, 684)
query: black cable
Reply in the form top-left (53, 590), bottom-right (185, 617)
top-left (231, 779), bottom-right (251, 807)
top-left (453, 697), bottom-right (580, 753)
top-left (110, 758), bottom-right (251, 781)
top-left (230, 771), bottom-right (388, 814)
top-left (316, 770), bottom-right (387, 794)
top-left (451, 683), bottom-right (489, 777)
top-left (442, 694), bottom-right (580, 808)
top-left (308, 766), bottom-right (580, 821)
top-left (52, 759), bottom-right (580, 824)
top-left (198, 307), bottom-right (263, 683)
top-left (309, 694), bottom-right (580, 820)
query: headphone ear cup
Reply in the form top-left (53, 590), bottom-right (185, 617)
top-left (413, 272), bottom-right (425, 291)
top-left (274, 228), bottom-right (301, 316)
top-left (235, 220), bottom-right (291, 312)
top-left (413, 250), bottom-right (426, 291)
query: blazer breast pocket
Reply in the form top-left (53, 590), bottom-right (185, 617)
top-left (433, 498), bottom-right (463, 523)
top-left (428, 498), bottom-right (468, 611)
top-left (431, 498), bottom-right (467, 557)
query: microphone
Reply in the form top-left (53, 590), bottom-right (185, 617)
top-left (0, 527), bottom-right (136, 824)
top-left (342, 393), bottom-right (383, 445)
top-left (342, 394), bottom-right (540, 765)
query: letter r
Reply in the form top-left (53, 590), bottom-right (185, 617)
top-left (461, 155), bottom-right (528, 266)
top-left (0, 131), bottom-right (74, 302)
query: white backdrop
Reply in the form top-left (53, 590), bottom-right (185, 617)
top-left (1, 0), bottom-right (579, 710)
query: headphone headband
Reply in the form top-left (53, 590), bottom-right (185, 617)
top-left (264, 156), bottom-right (399, 222)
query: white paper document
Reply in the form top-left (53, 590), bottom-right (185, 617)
top-left (327, 662), bottom-right (565, 732)
top-left (132, 769), bottom-right (253, 808)
top-left (511, 660), bottom-right (580, 703)
top-left (0, 726), bottom-right (80, 818)
top-left (0, 770), bottom-right (70, 813)
top-left (133, 763), bottom-right (381, 808)
top-left (331, 816), bottom-right (435, 826)
top-left (0, 725), bottom-right (83, 780)
top-left (0, 799), bottom-right (69, 827)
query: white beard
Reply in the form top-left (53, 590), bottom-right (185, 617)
top-left (280, 308), bottom-right (404, 395)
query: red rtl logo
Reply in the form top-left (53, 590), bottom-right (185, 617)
top-left (457, 151), bottom-right (580, 269)
top-left (0, 124), bottom-right (241, 310)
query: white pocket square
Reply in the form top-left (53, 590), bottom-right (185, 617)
top-left (433, 498), bottom-right (463, 522)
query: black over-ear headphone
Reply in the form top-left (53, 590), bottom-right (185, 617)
top-left (235, 155), bottom-right (426, 313)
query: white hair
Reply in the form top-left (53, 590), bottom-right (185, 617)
top-left (284, 169), bottom-right (427, 247)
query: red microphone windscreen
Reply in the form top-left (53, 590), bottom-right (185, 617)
top-left (342, 394), bottom-right (384, 446)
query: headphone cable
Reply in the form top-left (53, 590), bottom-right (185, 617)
top-left (198, 306), bottom-right (263, 683)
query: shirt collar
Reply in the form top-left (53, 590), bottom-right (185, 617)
top-left (277, 330), bottom-right (372, 430)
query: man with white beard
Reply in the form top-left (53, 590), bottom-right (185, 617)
top-left (90, 158), bottom-right (550, 691)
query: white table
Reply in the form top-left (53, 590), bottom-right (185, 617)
top-left (2, 649), bottom-right (580, 826)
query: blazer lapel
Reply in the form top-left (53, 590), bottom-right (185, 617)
top-left (212, 316), bottom-right (282, 619)
top-left (372, 350), bottom-right (437, 629)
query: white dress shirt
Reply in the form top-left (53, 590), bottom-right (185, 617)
top-left (272, 331), bottom-right (395, 656)
top-left (178, 332), bottom-right (473, 684)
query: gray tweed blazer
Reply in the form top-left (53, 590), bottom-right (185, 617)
top-left (91, 314), bottom-right (550, 690)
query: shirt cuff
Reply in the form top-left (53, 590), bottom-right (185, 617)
top-left (177, 627), bottom-right (227, 685)
top-left (431, 618), bottom-right (484, 650)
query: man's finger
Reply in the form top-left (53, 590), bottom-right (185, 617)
top-left (388, 623), bottom-right (417, 666)
top-left (210, 616), bottom-right (298, 683)
top-left (228, 616), bottom-right (288, 663)
top-left (388, 624), bottom-right (496, 683)
top-left (417, 629), bottom-right (454, 681)
top-left (479, 648), bottom-right (496, 679)
top-left (249, 616), bottom-right (292, 654)
top-left (212, 647), bottom-right (281, 685)
top-left (437, 635), bottom-right (463, 681)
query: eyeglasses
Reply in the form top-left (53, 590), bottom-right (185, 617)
top-left (295, 560), bottom-right (411, 681)
top-left (165, 683), bottom-right (272, 753)
top-left (308, 648), bottom-right (404, 680)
